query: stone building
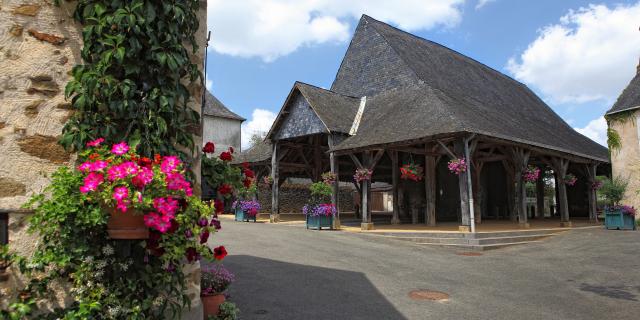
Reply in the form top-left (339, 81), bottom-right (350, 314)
top-left (0, 1), bottom-right (208, 318)
top-left (606, 60), bottom-right (640, 219)
top-left (202, 90), bottom-right (244, 154)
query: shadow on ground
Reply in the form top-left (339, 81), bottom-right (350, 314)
top-left (204, 255), bottom-right (406, 320)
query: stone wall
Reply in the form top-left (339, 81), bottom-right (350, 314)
top-left (0, 1), bottom-right (208, 318)
top-left (610, 111), bottom-right (640, 221)
top-left (256, 183), bottom-right (356, 213)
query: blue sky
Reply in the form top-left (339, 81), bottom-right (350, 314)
top-left (205, 0), bottom-right (640, 149)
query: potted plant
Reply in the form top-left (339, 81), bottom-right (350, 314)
top-left (303, 180), bottom-right (335, 230)
top-left (400, 163), bottom-right (423, 181)
top-left (447, 158), bottom-right (467, 175)
top-left (201, 264), bottom-right (235, 318)
top-left (232, 165), bottom-right (258, 222)
top-left (233, 200), bottom-right (260, 222)
top-left (600, 176), bottom-right (635, 230)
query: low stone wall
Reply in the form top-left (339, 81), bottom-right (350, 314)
top-left (256, 183), bottom-right (356, 213)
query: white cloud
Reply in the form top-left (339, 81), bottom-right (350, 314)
top-left (507, 3), bottom-right (640, 104)
top-left (575, 116), bottom-right (607, 146)
top-left (241, 108), bottom-right (277, 150)
top-left (205, 79), bottom-right (213, 92)
top-left (475, 0), bottom-right (495, 10)
top-left (208, 0), bottom-right (464, 62)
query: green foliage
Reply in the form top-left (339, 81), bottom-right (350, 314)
top-left (202, 155), bottom-right (243, 199)
top-left (605, 110), bottom-right (635, 154)
top-left (599, 175), bottom-right (629, 206)
top-left (207, 302), bottom-right (240, 320)
top-left (60, 0), bottom-right (202, 158)
top-left (6, 164), bottom-right (216, 319)
top-left (309, 181), bottom-right (332, 199)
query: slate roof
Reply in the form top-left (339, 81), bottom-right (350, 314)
top-left (232, 140), bottom-right (272, 164)
top-left (295, 82), bottom-right (361, 133)
top-left (606, 67), bottom-right (640, 115)
top-left (329, 15), bottom-right (608, 162)
top-left (203, 90), bottom-right (245, 121)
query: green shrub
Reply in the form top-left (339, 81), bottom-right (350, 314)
top-left (207, 302), bottom-right (239, 320)
top-left (599, 176), bottom-right (629, 206)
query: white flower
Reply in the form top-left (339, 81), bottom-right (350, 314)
top-left (102, 245), bottom-right (115, 256)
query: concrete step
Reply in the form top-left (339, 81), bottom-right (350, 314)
top-left (471, 234), bottom-right (555, 245)
top-left (381, 233), bottom-right (556, 245)
top-left (415, 240), bottom-right (545, 251)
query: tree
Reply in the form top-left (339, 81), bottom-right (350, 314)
top-left (248, 132), bottom-right (266, 148)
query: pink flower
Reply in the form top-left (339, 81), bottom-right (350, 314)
top-left (144, 212), bottom-right (161, 228)
top-left (160, 156), bottom-right (181, 174)
top-left (153, 197), bottom-right (179, 218)
top-left (113, 186), bottom-right (129, 201)
top-left (90, 160), bottom-right (108, 172)
top-left (111, 142), bottom-right (129, 155)
top-left (86, 138), bottom-right (105, 147)
top-left (166, 172), bottom-right (191, 192)
top-left (80, 172), bottom-right (104, 193)
top-left (154, 218), bottom-right (171, 233)
top-left (135, 191), bottom-right (143, 203)
top-left (132, 166), bottom-right (153, 188)
top-left (107, 165), bottom-right (127, 181)
top-left (116, 200), bottom-right (129, 213)
top-left (78, 161), bottom-right (92, 172)
top-left (120, 161), bottom-right (139, 176)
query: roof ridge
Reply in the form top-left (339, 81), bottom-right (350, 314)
top-left (294, 81), bottom-right (361, 99)
top-left (362, 15), bottom-right (533, 93)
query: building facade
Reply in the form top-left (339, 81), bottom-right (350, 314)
top-left (202, 90), bottom-right (244, 154)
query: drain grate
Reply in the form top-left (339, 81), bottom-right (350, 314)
top-left (409, 290), bottom-right (449, 301)
top-left (456, 251), bottom-right (483, 256)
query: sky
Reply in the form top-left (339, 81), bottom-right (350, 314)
top-left (204, 0), bottom-right (640, 150)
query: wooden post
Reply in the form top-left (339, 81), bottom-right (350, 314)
top-left (536, 166), bottom-right (546, 219)
top-left (508, 147), bottom-right (530, 228)
top-left (586, 163), bottom-right (598, 222)
top-left (502, 159), bottom-right (517, 222)
top-left (361, 151), bottom-right (373, 230)
top-left (270, 141), bottom-right (280, 223)
top-left (551, 158), bottom-right (571, 227)
top-left (390, 150), bottom-right (400, 224)
top-left (313, 135), bottom-right (322, 181)
top-left (328, 135), bottom-right (340, 229)
top-left (472, 160), bottom-right (484, 224)
top-left (425, 147), bottom-right (437, 226)
top-left (454, 140), bottom-right (471, 232)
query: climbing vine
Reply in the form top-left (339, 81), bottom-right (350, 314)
top-left (605, 110), bottom-right (636, 154)
top-left (60, 0), bottom-right (202, 158)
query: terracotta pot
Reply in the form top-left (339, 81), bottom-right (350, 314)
top-left (106, 208), bottom-right (149, 239)
top-left (201, 294), bottom-right (225, 318)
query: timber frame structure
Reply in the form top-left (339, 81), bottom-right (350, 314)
top-left (236, 15), bottom-right (610, 231)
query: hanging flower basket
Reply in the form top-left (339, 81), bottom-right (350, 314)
top-left (400, 163), bottom-right (424, 181)
top-left (447, 158), bottom-right (467, 175)
top-left (262, 176), bottom-right (273, 186)
top-left (591, 180), bottom-right (603, 190)
top-left (522, 166), bottom-right (540, 183)
top-left (321, 172), bottom-right (337, 185)
top-left (354, 168), bottom-right (372, 182)
top-left (564, 173), bottom-right (577, 186)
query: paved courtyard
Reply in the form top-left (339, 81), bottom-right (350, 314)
top-left (211, 219), bottom-right (640, 320)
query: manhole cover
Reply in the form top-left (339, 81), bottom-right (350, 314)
top-left (456, 252), bottom-right (483, 256)
top-left (409, 290), bottom-right (450, 301)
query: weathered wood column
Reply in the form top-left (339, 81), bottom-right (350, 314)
top-left (270, 141), bottom-right (280, 223)
top-left (424, 149), bottom-right (437, 226)
top-left (328, 136), bottom-right (340, 229)
top-left (471, 160), bottom-right (484, 224)
top-left (551, 158), bottom-right (571, 227)
top-left (535, 166), bottom-right (546, 219)
top-left (390, 151), bottom-right (400, 224)
top-left (510, 147), bottom-right (531, 228)
top-left (586, 163), bottom-right (598, 222)
top-left (361, 151), bottom-right (373, 230)
top-left (502, 159), bottom-right (517, 221)
top-left (453, 140), bottom-right (471, 231)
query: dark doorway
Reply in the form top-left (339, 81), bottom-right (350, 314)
top-left (480, 161), bottom-right (508, 219)
top-left (436, 159), bottom-right (460, 222)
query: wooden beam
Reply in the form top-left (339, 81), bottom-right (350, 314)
top-left (329, 135), bottom-right (340, 228)
top-left (390, 150), bottom-right (400, 224)
top-left (369, 149), bottom-right (385, 170)
top-left (425, 145), bottom-right (437, 226)
top-left (586, 163), bottom-right (599, 222)
top-left (437, 140), bottom-right (458, 159)
top-left (349, 154), bottom-right (364, 169)
top-left (388, 147), bottom-right (441, 156)
top-left (271, 141), bottom-right (280, 222)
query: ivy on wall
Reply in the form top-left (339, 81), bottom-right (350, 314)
top-left (61, 0), bottom-right (202, 158)
top-left (605, 110), bottom-right (636, 154)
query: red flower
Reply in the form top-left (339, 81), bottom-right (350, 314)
top-left (186, 247), bottom-right (198, 262)
top-left (219, 151), bottom-right (232, 161)
top-left (243, 168), bottom-right (255, 179)
top-left (210, 218), bottom-right (221, 230)
top-left (242, 162), bottom-right (250, 169)
top-left (213, 246), bottom-right (227, 261)
top-left (138, 157), bottom-right (152, 168)
top-left (203, 142), bottom-right (215, 154)
top-left (243, 178), bottom-right (253, 188)
top-left (154, 154), bottom-right (162, 164)
top-left (89, 153), bottom-right (100, 160)
top-left (229, 147), bottom-right (234, 154)
top-left (200, 230), bottom-right (210, 244)
top-left (214, 200), bottom-right (224, 213)
top-left (218, 184), bottom-right (232, 195)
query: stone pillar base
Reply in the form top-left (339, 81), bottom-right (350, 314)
top-left (333, 218), bottom-right (341, 230)
top-left (559, 221), bottom-right (572, 228)
top-left (458, 225), bottom-right (471, 232)
top-left (361, 222), bottom-right (374, 230)
top-left (270, 214), bottom-right (280, 223)
top-left (519, 222), bottom-right (530, 229)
